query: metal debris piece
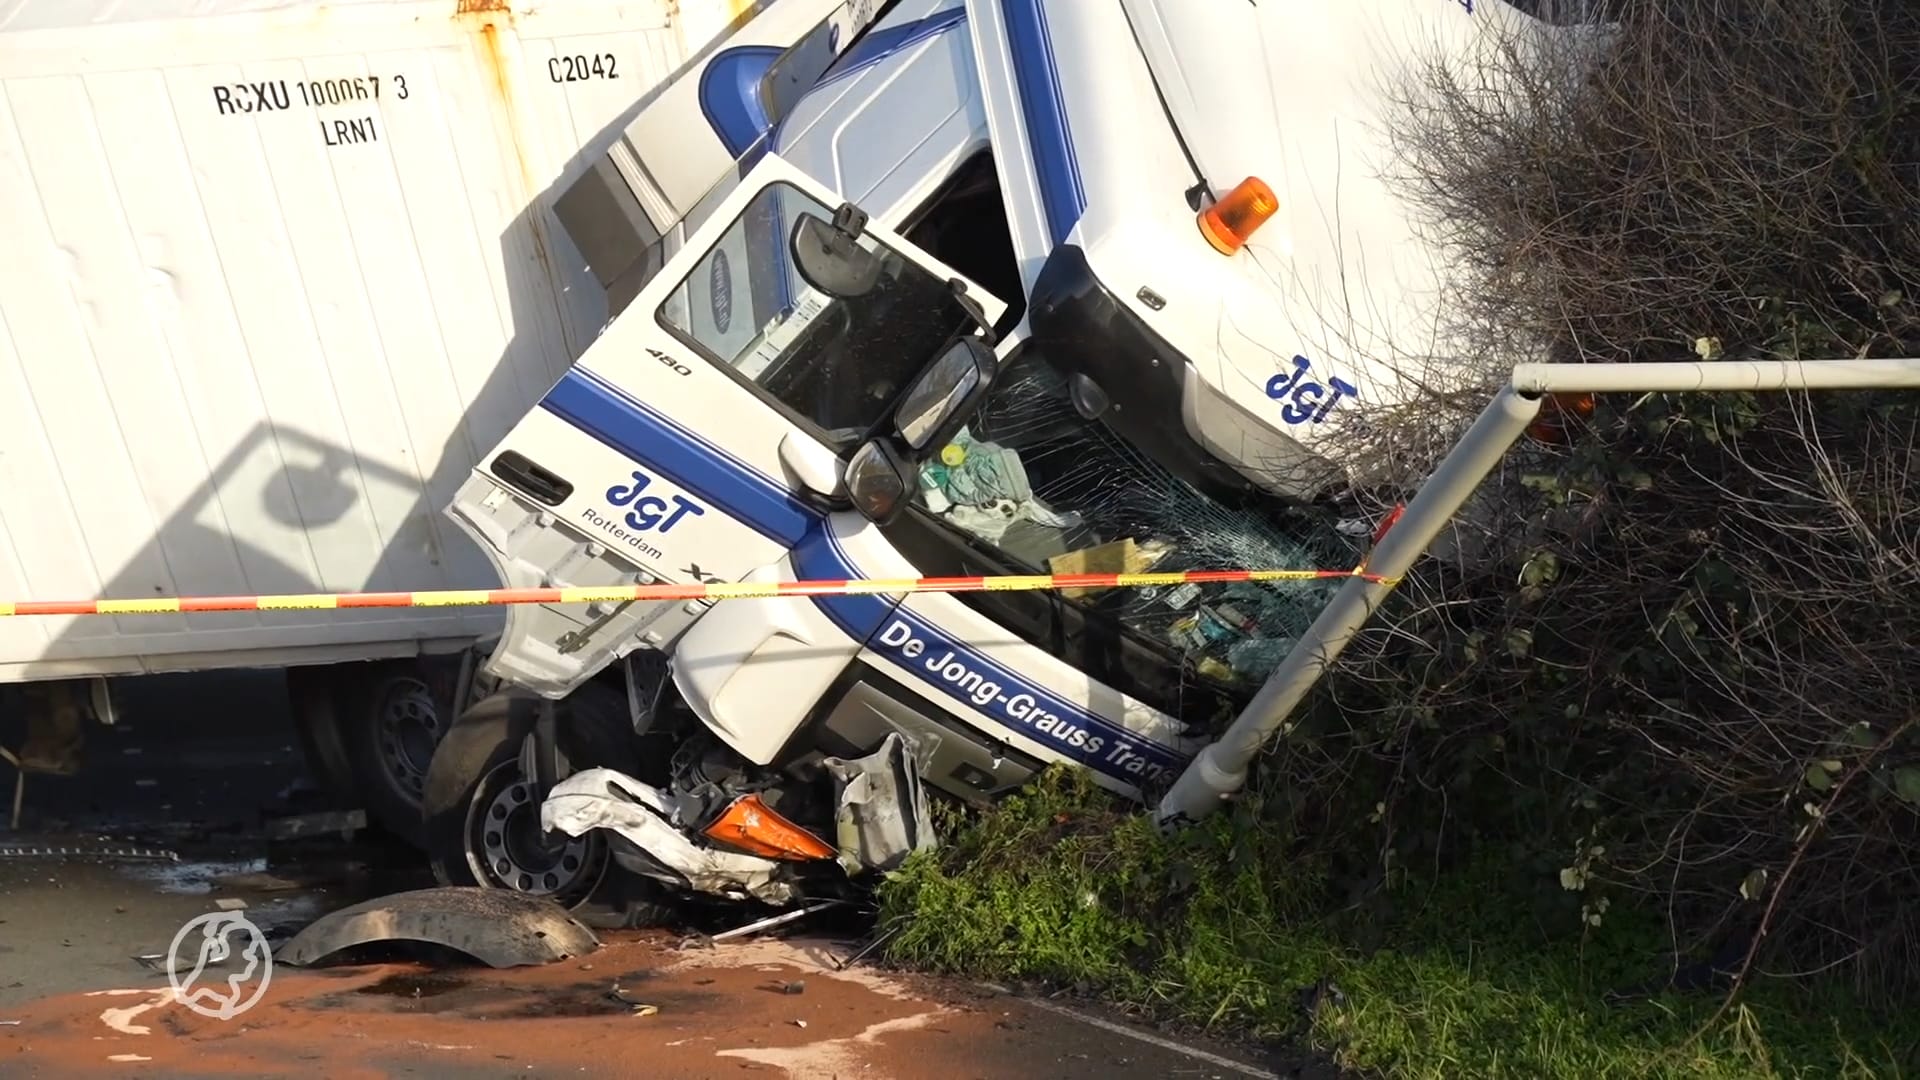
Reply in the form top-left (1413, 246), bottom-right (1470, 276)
top-left (1, 746), bottom-right (24, 830)
top-left (541, 769), bottom-right (795, 904)
top-left (780, 980), bottom-right (806, 995)
top-left (709, 900), bottom-right (842, 943)
top-left (1295, 977), bottom-right (1347, 1019)
top-left (607, 982), bottom-right (657, 1016)
top-left (821, 733), bottom-right (937, 875)
top-left (833, 924), bottom-right (901, 971)
top-left (275, 887), bottom-right (600, 969)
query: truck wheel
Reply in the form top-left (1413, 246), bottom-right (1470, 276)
top-left (422, 683), bottom-right (675, 928)
top-left (286, 664), bottom-right (357, 805)
top-left (336, 661), bottom-right (453, 850)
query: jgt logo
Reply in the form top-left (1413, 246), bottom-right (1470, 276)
top-left (1266, 355), bottom-right (1358, 425)
top-left (606, 469), bottom-right (705, 533)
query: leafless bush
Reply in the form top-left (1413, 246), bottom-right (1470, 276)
top-left (1392, 0), bottom-right (1920, 366)
top-left (1279, 0), bottom-right (1920, 1004)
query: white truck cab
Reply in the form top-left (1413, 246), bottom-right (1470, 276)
top-left (568, 0), bottom-right (1552, 501)
top-left (430, 0), bottom-right (1568, 916)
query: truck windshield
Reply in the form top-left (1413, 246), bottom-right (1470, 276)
top-left (657, 181), bottom-right (975, 453)
top-left (908, 358), bottom-right (1359, 688)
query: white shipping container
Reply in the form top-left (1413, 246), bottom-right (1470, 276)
top-left (0, 0), bottom-right (745, 680)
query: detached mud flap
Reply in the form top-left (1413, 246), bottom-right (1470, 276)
top-left (276, 887), bottom-right (599, 969)
top-left (539, 734), bottom-right (936, 905)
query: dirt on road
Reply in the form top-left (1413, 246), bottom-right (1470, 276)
top-left (0, 671), bottom-right (1328, 1080)
top-left (2, 930), bottom-right (1299, 1079)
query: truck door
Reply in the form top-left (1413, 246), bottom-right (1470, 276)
top-left (447, 154), bottom-right (1006, 699)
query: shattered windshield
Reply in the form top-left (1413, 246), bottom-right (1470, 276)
top-left (657, 182), bottom-right (974, 453)
top-left (910, 360), bottom-right (1358, 688)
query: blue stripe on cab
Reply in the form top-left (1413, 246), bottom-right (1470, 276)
top-left (1000, 0), bottom-right (1086, 245)
top-left (539, 369), bottom-right (815, 548)
top-left (802, 529), bottom-right (1187, 782)
top-left (792, 527), bottom-right (893, 639)
top-left (879, 604), bottom-right (1187, 780)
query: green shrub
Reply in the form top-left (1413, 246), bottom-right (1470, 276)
top-left (881, 768), bottom-right (1917, 1078)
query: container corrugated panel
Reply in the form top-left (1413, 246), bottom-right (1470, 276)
top-left (0, 0), bottom-right (745, 679)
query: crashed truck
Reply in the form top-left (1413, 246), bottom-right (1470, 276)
top-left (419, 0), bottom-right (1580, 924)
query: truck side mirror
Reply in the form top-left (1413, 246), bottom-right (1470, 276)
top-left (894, 337), bottom-right (997, 452)
top-left (845, 439), bottom-right (913, 525)
top-left (791, 210), bottom-right (882, 299)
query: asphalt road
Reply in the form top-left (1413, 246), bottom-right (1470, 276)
top-left (0, 671), bottom-right (1332, 1079)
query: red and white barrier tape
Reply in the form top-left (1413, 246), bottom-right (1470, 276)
top-left (0, 566), bottom-right (1395, 617)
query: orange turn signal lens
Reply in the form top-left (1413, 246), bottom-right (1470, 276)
top-left (1198, 176), bottom-right (1279, 255)
top-left (703, 794), bottom-right (836, 862)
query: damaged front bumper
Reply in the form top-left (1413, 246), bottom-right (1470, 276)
top-left (538, 733), bottom-right (936, 907)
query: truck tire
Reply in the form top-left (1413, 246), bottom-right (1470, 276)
top-left (286, 663), bottom-right (360, 806)
top-left (421, 683), bottom-right (675, 929)
top-left (334, 659), bottom-right (457, 850)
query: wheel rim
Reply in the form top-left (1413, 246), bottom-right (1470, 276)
top-left (462, 759), bottom-right (606, 906)
top-left (374, 677), bottom-right (448, 803)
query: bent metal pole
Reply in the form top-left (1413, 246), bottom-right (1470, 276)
top-left (1157, 357), bottom-right (1920, 830)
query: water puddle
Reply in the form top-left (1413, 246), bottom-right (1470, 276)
top-left (487, 987), bottom-right (639, 1019)
top-left (356, 972), bottom-right (471, 999)
top-left (121, 856), bottom-right (268, 895)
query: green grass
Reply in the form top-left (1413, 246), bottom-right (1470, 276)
top-left (876, 769), bottom-right (1916, 1079)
